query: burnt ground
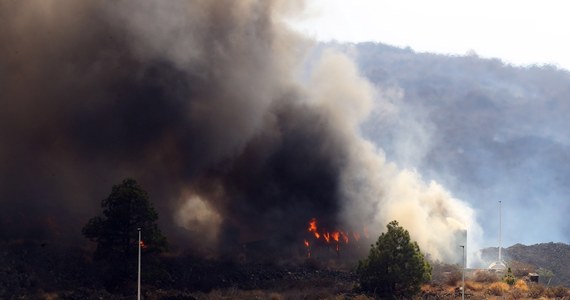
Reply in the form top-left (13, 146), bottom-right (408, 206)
top-left (0, 240), bottom-right (361, 299)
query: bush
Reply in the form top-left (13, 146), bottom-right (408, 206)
top-left (527, 283), bottom-right (545, 298)
top-left (503, 268), bottom-right (516, 285)
top-left (513, 279), bottom-right (528, 292)
top-left (465, 281), bottom-right (484, 292)
top-left (487, 282), bottom-right (509, 296)
top-left (444, 269), bottom-right (462, 286)
top-left (509, 287), bottom-right (525, 300)
top-left (473, 270), bottom-right (499, 283)
top-left (508, 280), bottom-right (530, 300)
top-left (545, 285), bottom-right (568, 298)
top-left (429, 261), bottom-right (461, 286)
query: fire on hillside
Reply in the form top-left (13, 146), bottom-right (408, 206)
top-left (303, 218), bottom-right (370, 258)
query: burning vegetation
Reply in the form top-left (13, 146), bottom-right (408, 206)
top-left (303, 218), bottom-right (369, 258)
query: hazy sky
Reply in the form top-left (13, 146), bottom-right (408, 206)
top-left (290, 0), bottom-right (570, 70)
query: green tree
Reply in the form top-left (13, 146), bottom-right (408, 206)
top-left (82, 178), bottom-right (167, 290)
top-left (503, 267), bottom-right (516, 285)
top-left (357, 220), bottom-right (431, 298)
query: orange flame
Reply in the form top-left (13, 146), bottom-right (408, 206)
top-left (308, 218), bottom-right (320, 239)
top-left (305, 218), bottom-right (368, 256)
top-left (332, 231), bottom-right (340, 242)
top-left (323, 232), bottom-right (330, 243)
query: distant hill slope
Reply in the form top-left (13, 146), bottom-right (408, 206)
top-left (481, 242), bottom-right (570, 286)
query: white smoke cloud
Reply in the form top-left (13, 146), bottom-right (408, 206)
top-left (175, 194), bottom-right (223, 245)
top-left (304, 48), bottom-right (482, 262)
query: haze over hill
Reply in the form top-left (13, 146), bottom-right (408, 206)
top-left (482, 243), bottom-right (570, 287)
top-left (326, 42), bottom-right (570, 248)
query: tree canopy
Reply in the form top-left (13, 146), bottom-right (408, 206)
top-left (357, 220), bottom-right (431, 298)
top-left (82, 178), bottom-right (167, 289)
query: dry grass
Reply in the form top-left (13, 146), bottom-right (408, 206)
top-left (158, 280), bottom-right (570, 300)
top-left (465, 280), bottom-right (484, 291)
top-left (513, 279), bottom-right (529, 292)
top-left (444, 270), bottom-right (462, 286)
top-left (545, 285), bottom-right (568, 298)
top-left (473, 270), bottom-right (499, 283)
top-left (178, 272), bottom-right (570, 300)
top-left (487, 282), bottom-right (509, 296)
top-left (509, 287), bottom-right (525, 300)
top-left (527, 283), bottom-right (545, 298)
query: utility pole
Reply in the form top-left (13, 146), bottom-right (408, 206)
top-left (460, 245), bottom-right (465, 300)
top-left (138, 227), bottom-right (141, 300)
top-left (498, 200), bottom-right (502, 264)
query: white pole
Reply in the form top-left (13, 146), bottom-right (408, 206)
top-left (138, 227), bottom-right (141, 300)
top-left (460, 245), bottom-right (465, 300)
top-left (498, 201), bottom-right (502, 263)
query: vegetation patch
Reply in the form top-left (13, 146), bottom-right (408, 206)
top-left (487, 282), bottom-right (509, 296)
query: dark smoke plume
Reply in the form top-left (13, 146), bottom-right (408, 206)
top-left (0, 0), bottom-right (478, 261)
top-left (0, 0), bottom-right (337, 244)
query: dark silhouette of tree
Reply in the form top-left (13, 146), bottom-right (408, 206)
top-left (357, 220), bottom-right (431, 298)
top-left (82, 178), bottom-right (167, 291)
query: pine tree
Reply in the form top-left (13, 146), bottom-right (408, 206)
top-left (357, 220), bottom-right (431, 298)
top-left (82, 178), bottom-right (167, 290)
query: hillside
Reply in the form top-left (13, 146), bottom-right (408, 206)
top-left (325, 41), bottom-right (570, 247)
top-left (481, 242), bottom-right (570, 286)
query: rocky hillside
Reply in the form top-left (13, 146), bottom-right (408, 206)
top-left (481, 242), bottom-right (570, 286)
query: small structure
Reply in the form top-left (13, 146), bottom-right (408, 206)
top-left (528, 273), bottom-right (539, 283)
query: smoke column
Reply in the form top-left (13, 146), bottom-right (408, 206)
top-left (0, 0), bottom-right (480, 261)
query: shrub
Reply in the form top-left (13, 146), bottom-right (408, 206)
top-left (473, 270), bottom-right (499, 283)
top-left (444, 269), bottom-right (462, 286)
top-left (487, 282), bottom-right (509, 296)
top-left (503, 268), bottom-right (516, 285)
top-left (527, 283), bottom-right (545, 298)
top-left (545, 285), bottom-right (568, 298)
top-left (513, 279), bottom-right (528, 292)
top-left (509, 287), bottom-right (525, 300)
top-left (429, 261), bottom-right (461, 286)
top-left (465, 281), bottom-right (484, 292)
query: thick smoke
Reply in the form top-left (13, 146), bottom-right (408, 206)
top-left (345, 43), bottom-right (570, 253)
top-left (0, 0), bottom-right (479, 261)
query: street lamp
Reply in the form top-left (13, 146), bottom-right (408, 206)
top-left (459, 245), bottom-right (465, 300)
top-left (137, 227), bottom-right (141, 300)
